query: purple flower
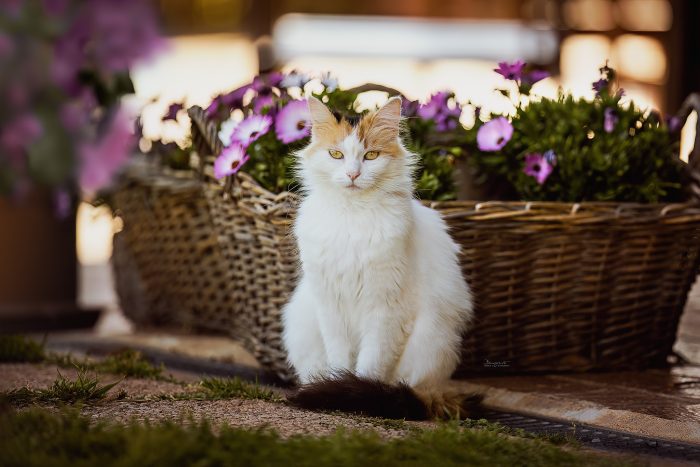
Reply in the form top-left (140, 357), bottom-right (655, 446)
top-left (49, 0), bottom-right (162, 92)
top-left (84, 0), bottom-right (163, 72)
top-left (418, 92), bottom-right (462, 132)
top-left (231, 114), bottom-right (272, 147)
top-left (401, 99), bottom-right (420, 117)
top-left (604, 107), bottom-right (618, 133)
top-left (79, 108), bottom-right (134, 193)
top-left (522, 69), bottom-right (550, 86)
top-left (221, 84), bottom-right (252, 109)
top-left (666, 115), bottom-right (682, 133)
top-left (252, 94), bottom-right (276, 113)
top-left (523, 153), bottom-right (554, 185)
top-left (275, 99), bottom-right (311, 143)
top-left (205, 98), bottom-right (221, 119)
top-left (592, 79), bottom-right (608, 96)
top-left (162, 103), bottom-right (183, 121)
top-left (252, 72), bottom-right (284, 93)
top-left (213, 144), bottom-right (249, 179)
top-left (476, 117), bottom-right (513, 152)
top-left (494, 60), bottom-right (525, 81)
top-left (0, 114), bottom-right (43, 154)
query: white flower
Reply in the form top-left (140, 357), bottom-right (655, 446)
top-left (218, 117), bottom-right (238, 146)
top-left (320, 72), bottom-right (338, 92)
top-left (280, 71), bottom-right (310, 89)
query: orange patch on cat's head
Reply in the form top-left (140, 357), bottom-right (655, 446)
top-left (307, 96), bottom-right (403, 156)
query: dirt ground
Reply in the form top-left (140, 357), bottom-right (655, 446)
top-left (0, 363), bottom-right (426, 438)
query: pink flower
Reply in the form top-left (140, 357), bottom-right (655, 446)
top-left (494, 60), bottom-right (525, 81)
top-left (476, 117), bottom-right (513, 152)
top-left (231, 114), bottom-right (272, 147)
top-left (275, 100), bottom-right (311, 143)
top-left (79, 108), bottom-right (134, 193)
top-left (523, 152), bottom-right (554, 185)
top-left (214, 144), bottom-right (249, 179)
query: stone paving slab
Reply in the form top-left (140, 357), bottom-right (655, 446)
top-left (46, 331), bottom-right (260, 368)
top-left (454, 373), bottom-right (700, 446)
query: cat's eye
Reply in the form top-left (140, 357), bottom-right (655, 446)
top-left (364, 151), bottom-right (379, 160)
top-left (329, 149), bottom-right (344, 159)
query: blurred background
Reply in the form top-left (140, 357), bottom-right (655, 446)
top-left (4, 0), bottom-right (698, 331)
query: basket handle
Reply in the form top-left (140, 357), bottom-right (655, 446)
top-left (188, 105), bottom-right (223, 181)
top-left (344, 83), bottom-right (406, 99)
top-left (674, 93), bottom-right (700, 201)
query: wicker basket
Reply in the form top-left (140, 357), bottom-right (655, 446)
top-left (186, 93), bottom-right (700, 378)
top-left (111, 163), bottom-right (253, 340)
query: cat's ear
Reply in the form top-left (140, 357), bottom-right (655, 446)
top-left (375, 96), bottom-right (402, 129)
top-left (308, 96), bottom-right (337, 139)
top-left (364, 96), bottom-right (402, 145)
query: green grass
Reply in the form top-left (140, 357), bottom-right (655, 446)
top-left (0, 335), bottom-right (46, 363)
top-left (90, 350), bottom-right (165, 379)
top-left (0, 408), bottom-right (637, 467)
top-left (0, 369), bottom-right (122, 406)
top-left (198, 377), bottom-right (283, 402)
top-left (153, 377), bottom-right (284, 403)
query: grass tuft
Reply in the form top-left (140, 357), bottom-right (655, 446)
top-left (0, 335), bottom-right (46, 363)
top-left (0, 369), bottom-right (121, 406)
top-left (0, 409), bottom-right (638, 467)
top-left (198, 377), bottom-right (283, 402)
top-left (153, 377), bottom-right (284, 403)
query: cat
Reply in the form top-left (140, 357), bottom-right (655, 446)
top-left (282, 96), bottom-right (478, 420)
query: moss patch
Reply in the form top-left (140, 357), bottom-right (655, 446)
top-left (0, 408), bottom-right (637, 467)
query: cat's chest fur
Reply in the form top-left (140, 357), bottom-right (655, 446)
top-left (294, 195), bottom-right (413, 290)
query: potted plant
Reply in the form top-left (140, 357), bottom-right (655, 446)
top-left (0, 0), bottom-right (161, 331)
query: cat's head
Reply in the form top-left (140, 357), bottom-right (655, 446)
top-left (297, 96), bottom-right (414, 196)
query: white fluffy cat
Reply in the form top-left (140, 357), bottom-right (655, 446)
top-left (283, 96), bottom-right (476, 419)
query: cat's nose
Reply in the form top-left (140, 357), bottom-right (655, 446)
top-left (346, 171), bottom-right (360, 181)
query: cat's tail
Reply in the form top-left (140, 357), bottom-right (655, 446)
top-left (287, 371), bottom-right (484, 420)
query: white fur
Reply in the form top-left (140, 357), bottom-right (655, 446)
top-left (282, 105), bottom-right (472, 389)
